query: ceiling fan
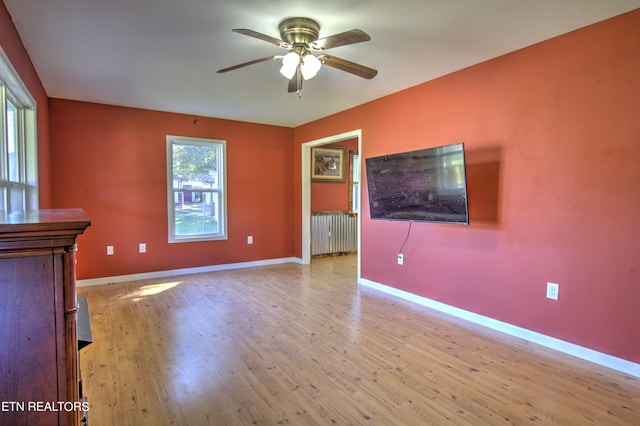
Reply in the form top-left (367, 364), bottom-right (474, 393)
top-left (217, 17), bottom-right (378, 95)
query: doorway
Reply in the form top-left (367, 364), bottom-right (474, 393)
top-left (301, 130), bottom-right (362, 282)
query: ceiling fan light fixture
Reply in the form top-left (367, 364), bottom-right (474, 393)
top-left (301, 53), bottom-right (321, 80)
top-left (220, 17), bottom-right (377, 93)
top-left (279, 51), bottom-right (299, 80)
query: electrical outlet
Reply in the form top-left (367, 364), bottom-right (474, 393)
top-left (139, 243), bottom-right (146, 253)
top-left (106, 245), bottom-right (114, 255)
top-left (247, 235), bottom-right (253, 245)
top-left (397, 253), bottom-right (404, 265)
top-left (546, 282), bottom-right (559, 300)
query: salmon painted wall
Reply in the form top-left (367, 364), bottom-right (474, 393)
top-left (311, 138), bottom-right (358, 212)
top-left (294, 10), bottom-right (640, 363)
top-left (49, 100), bottom-right (294, 279)
top-left (0, 2), bottom-right (52, 206)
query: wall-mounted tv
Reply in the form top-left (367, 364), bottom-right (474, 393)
top-left (365, 143), bottom-right (469, 224)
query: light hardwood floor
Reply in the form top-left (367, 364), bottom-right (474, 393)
top-left (78, 255), bottom-right (640, 425)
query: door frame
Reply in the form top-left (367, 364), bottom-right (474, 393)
top-left (301, 129), bottom-right (362, 281)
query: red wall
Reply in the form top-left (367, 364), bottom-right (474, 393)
top-left (311, 138), bottom-right (358, 212)
top-left (4, 0), bottom-right (640, 364)
top-left (294, 10), bottom-right (640, 363)
top-left (49, 100), bottom-right (294, 279)
top-left (0, 2), bottom-right (52, 206)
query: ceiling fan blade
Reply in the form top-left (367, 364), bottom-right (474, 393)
top-left (232, 29), bottom-right (289, 48)
top-left (311, 29), bottom-right (370, 50)
top-left (217, 56), bottom-right (280, 73)
top-left (318, 55), bottom-right (378, 79)
top-left (288, 66), bottom-right (303, 93)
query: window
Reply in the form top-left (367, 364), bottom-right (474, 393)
top-left (0, 49), bottom-right (38, 212)
top-left (166, 136), bottom-right (227, 242)
top-left (350, 151), bottom-right (359, 213)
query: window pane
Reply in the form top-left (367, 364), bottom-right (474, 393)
top-left (24, 109), bottom-right (38, 188)
top-left (172, 143), bottom-right (218, 189)
top-left (352, 183), bottom-right (360, 212)
top-left (7, 100), bottom-right (19, 182)
top-left (26, 186), bottom-right (38, 209)
top-left (351, 153), bottom-right (360, 213)
top-left (352, 154), bottom-right (359, 183)
top-left (9, 186), bottom-right (24, 212)
top-left (173, 191), bottom-right (219, 236)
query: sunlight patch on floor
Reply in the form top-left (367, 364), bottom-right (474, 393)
top-left (119, 281), bottom-right (183, 301)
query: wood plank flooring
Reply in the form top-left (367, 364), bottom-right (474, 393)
top-left (77, 255), bottom-right (640, 425)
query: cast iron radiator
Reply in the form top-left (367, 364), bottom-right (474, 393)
top-left (311, 211), bottom-right (357, 256)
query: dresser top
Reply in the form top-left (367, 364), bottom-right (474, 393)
top-left (0, 208), bottom-right (91, 238)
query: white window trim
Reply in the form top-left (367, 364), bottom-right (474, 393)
top-left (166, 135), bottom-right (227, 243)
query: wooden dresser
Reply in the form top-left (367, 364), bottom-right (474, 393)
top-left (0, 209), bottom-right (90, 426)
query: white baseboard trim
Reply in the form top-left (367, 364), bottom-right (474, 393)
top-left (360, 278), bottom-right (640, 378)
top-left (77, 257), bottom-right (304, 287)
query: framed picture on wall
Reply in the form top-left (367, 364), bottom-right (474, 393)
top-left (311, 146), bottom-right (346, 182)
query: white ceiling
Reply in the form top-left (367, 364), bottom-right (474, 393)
top-left (4, 0), bottom-right (640, 127)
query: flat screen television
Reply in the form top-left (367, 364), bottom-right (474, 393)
top-left (365, 142), bottom-right (469, 224)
